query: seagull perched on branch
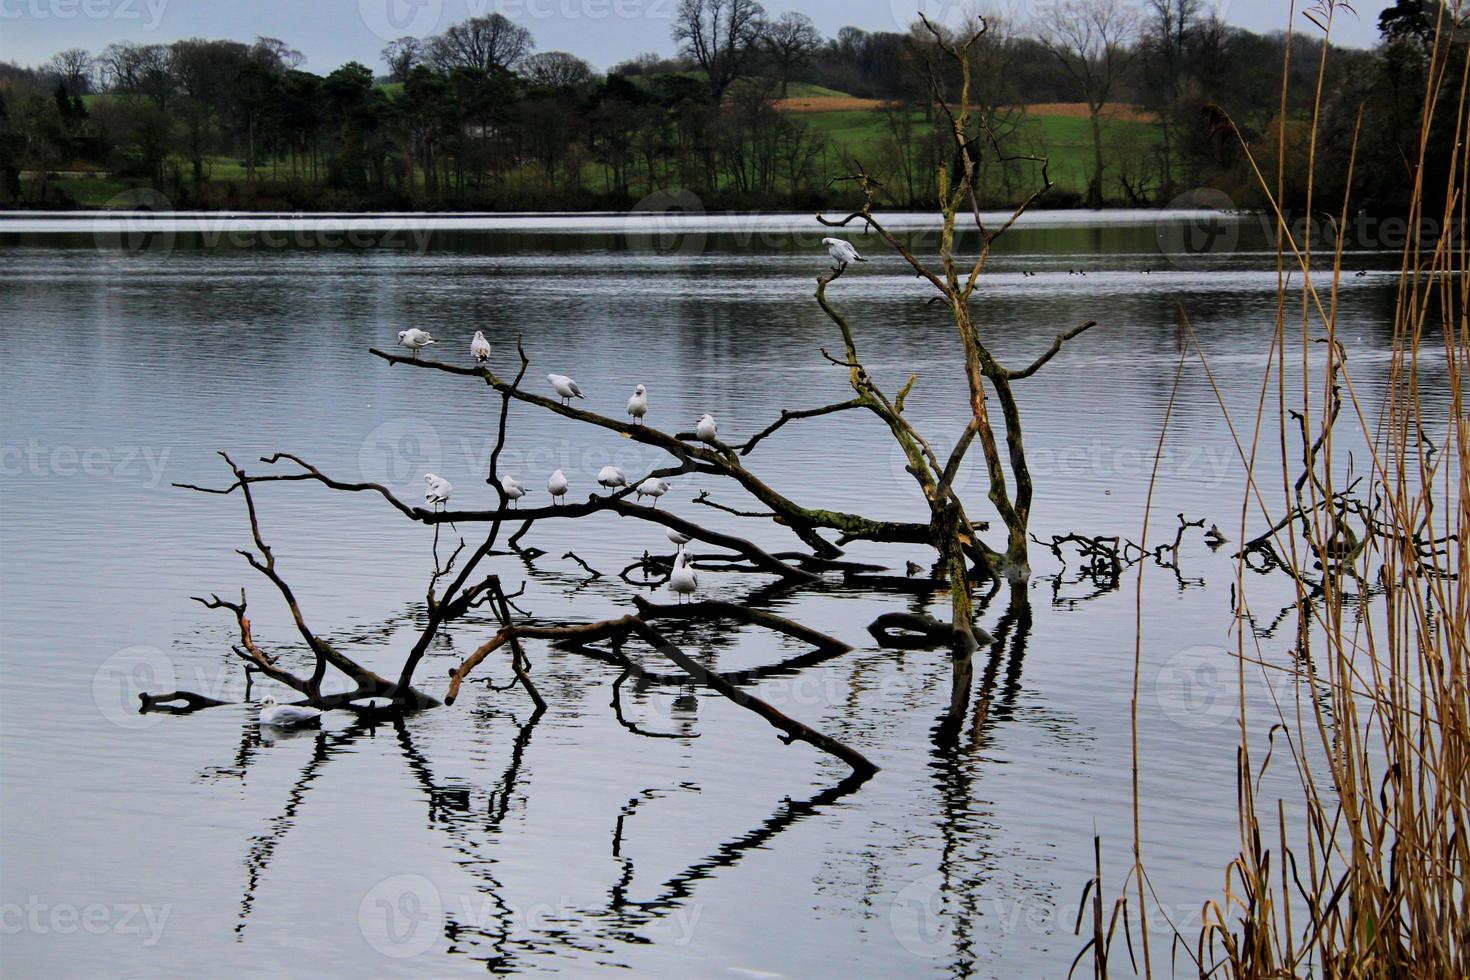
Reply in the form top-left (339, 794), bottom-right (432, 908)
top-left (597, 465), bottom-right (627, 490)
top-left (695, 414), bottom-right (718, 443)
top-left (471, 331), bottom-right (492, 363)
top-left (501, 475), bottom-right (529, 507)
top-left (547, 374), bottom-right (586, 405)
top-left (669, 548), bottom-right (698, 604)
top-left (547, 468), bottom-right (569, 505)
top-left (424, 473), bottom-right (453, 510)
top-left (397, 328), bottom-right (435, 358)
top-left (259, 697), bottom-right (322, 728)
top-left (636, 477), bottom-right (671, 506)
top-left (823, 237), bottom-right (866, 270)
top-left (667, 527), bottom-right (692, 545)
top-left (627, 384), bottom-right (648, 424)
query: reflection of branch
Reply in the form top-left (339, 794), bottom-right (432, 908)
top-left (605, 769), bottom-right (873, 917)
top-left (448, 611), bottom-right (876, 777)
top-left (632, 595), bottom-right (850, 655)
top-left (609, 658), bottom-right (695, 740)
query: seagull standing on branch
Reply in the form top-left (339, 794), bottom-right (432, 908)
top-left (636, 477), bottom-right (671, 507)
top-left (669, 548), bottom-right (698, 604)
top-left (471, 331), bottom-right (492, 363)
top-left (597, 465), bottom-right (627, 490)
top-left (627, 384), bottom-right (648, 424)
top-left (547, 468), bottom-right (569, 505)
top-left (424, 473), bottom-right (453, 511)
top-left (823, 237), bottom-right (866, 270)
top-left (667, 527), bottom-right (692, 546)
top-left (501, 475), bottom-right (529, 508)
top-left (547, 374), bottom-right (586, 406)
top-left (695, 414), bottom-right (718, 443)
top-left (259, 697), bottom-right (322, 728)
top-left (397, 328), bottom-right (435, 358)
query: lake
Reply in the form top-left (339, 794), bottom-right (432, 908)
top-left (0, 209), bottom-right (1436, 976)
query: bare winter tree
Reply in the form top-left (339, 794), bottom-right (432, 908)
top-left (521, 51), bottom-right (595, 89)
top-left (1139, 0), bottom-right (1204, 191)
top-left (763, 11), bottom-right (820, 97)
top-left (44, 48), bottom-right (95, 96)
top-left (672, 0), bottom-right (768, 102)
top-left (427, 14), bottom-right (534, 74)
top-left (381, 37), bottom-right (424, 83)
top-left (1034, 0), bottom-right (1140, 206)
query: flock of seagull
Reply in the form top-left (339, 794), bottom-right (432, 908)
top-left (258, 239), bottom-right (871, 727)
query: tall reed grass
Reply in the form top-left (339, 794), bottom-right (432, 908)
top-left (1114, 2), bottom-right (1467, 975)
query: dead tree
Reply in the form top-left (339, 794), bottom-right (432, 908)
top-left (143, 17), bottom-right (1098, 781)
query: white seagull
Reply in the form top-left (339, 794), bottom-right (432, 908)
top-left (667, 527), bottom-right (692, 545)
top-left (823, 237), bottom-right (866, 269)
top-left (424, 473), bottom-right (452, 510)
top-left (636, 477), bottom-right (672, 507)
top-left (597, 465), bottom-right (627, 489)
top-left (547, 374), bottom-right (586, 406)
top-left (397, 328), bottom-right (436, 358)
top-left (259, 696), bottom-right (323, 728)
top-left (547, 468), bottom-right (569, 505)
top-left (695, 414), bottom-right (718, 443)
top-left (501, 475), bottom-right (529, 507)
top-left (471, 331), bottom-right (492, 363)
top-left (627, 384), bottom-right (648, 424)
top-left (668, 548), bottom-right (698, 604)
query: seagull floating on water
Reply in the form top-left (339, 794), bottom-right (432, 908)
top-left (259, 696), bottom-right (323, 728)
top-left (668, 548), bottom-right (698, 604)
top-left (424, 473), bottom-right (452, 510)
top-left (397, 328), bottom-right (435, 358)
top-left (501, 475), bottom-right (529, 507)
top-left (823, 237), bottom-right (866, 270)
top-left (627, 384), bottom-right (648, 424)
top-left (636, 477), bottom-right (671, 507)
top-left (597, 465), bottom-right (627, 489)
top-left (547, 468), bottom-right (569, 505)
top-left (695, 414), bottom-right (718, 443)
top-left (471, 331), bottom-right (492, 363)
top-left (548, 374), bottom-right (586, 406)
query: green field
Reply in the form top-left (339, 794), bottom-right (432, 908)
top-left (800, 107), bottom-right (1162, 200)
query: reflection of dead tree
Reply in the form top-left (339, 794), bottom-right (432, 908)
top-left (1032, 513), bottom-right (1212, 602)
top-left (446, 604), bottom-right (876, 778)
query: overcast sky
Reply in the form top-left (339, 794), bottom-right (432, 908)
top-left (1, 0), bottom-right (1392, 74)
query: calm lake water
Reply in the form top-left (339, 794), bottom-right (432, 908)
top-left (0, 209), bottom-right (1441, 976)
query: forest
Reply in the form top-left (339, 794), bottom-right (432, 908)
top-left (0, 0), bottom-right (1461, 214)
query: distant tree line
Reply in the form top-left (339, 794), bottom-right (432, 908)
top-left (0, 0), bottom-right (1460, 213)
